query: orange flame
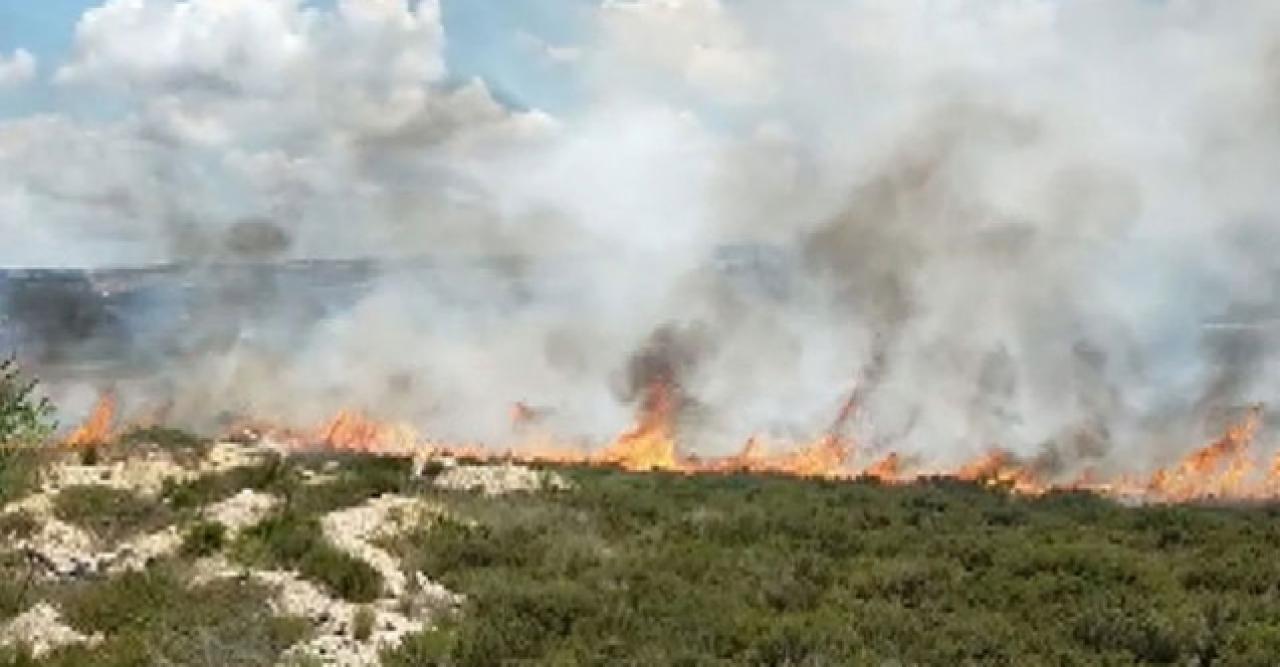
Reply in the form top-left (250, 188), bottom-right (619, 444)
top-left (205, 391), bottom-right (1280, 504)
top-left (314, 409), bottom-right (420, 454)
top-left (954, 449), bottom-right (1045, 495)
top-left (771, 435), bottom-right (850, 477)
top-left (864, 452), bottom-right (903, 482)
top-left (594, 381), bottom-right (683, 471)
top-left (1147, 405), bottom-right (1264, 501)
top-left (65, 393), bottom-right (116, 448)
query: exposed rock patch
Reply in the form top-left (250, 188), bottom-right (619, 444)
top-left (42, 455), bottom-right (191, 497)
top-left (431, 460), bottom-right (572, 496)
top-left (321, 495), bottom-right (437, 596)
top-left (204, 489), bottom-right (280, 538)
top-left (0, 603), bottom-right (101, 658)
top-left (193, 494), bottom-right (463, 667)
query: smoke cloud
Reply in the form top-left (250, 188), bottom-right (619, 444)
top-left (4, 0), bottom-right (1280, 477)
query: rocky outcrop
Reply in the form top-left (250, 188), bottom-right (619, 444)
top-left (0, 442), bottom-right (567, 664)
top-left (204, 489), bottom-right (280, 538)
top-left (0, 603), bottom-right (101, 658)
top-left (430, 460), bottom-right (572, 496)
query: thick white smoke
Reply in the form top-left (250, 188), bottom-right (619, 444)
top-left (4, 0), bottom-right (1280, 476)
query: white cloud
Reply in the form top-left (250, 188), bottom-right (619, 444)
top-left (0, 49), bottom-right (36, 87)
top-left (0, 0), bottom-right (554, 266)
top-left (598, 0), bottom-right (775, 105)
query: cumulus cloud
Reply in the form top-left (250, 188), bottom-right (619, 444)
top-left (0, 49), bottom-right (36, 87)
top-left (598, 0), bottom-right (775, 105)
top-left (0, 0), bottom-right (554, 266)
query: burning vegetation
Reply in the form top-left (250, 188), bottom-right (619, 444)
top-left (58, 384), bottom-right (1280, 505)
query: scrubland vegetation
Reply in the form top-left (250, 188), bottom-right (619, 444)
top-left (378, 467), bottom-right (1280, 666)
top-left (4, 450), bottom-right (1280, 665)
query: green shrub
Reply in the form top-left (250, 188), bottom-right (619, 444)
top-left (0, 358), bottom-right (54, 506)
top-left (0, 644), bottom-right (37, 667)
top-left (51, 564), bottom-right (310, 666)
top-left (180, 521), bottom-right (228, 558)
top-left (162, 454), bottom-right (289, 510)
top-left (0, 357), bottom-right (55, 448)
top-left (0, 552), bottom-right (39, 623)
top-left (236, 512), bottom-right (383, 603)
top-left (119, 425), bottom-right (208, 451)
top-left (53, 486), bottom-right (172, 543)
top-left (353, 605), bottom-right (376, 642)
top-left (0, 511), bottom-right (37, 540)
top-left (383, 620), bottom-right (457, 667)
top-left (378, 466), bottom-right (1280, 665)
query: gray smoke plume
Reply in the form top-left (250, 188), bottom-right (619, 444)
top-left (4, 0), bottom-right (1280, 478)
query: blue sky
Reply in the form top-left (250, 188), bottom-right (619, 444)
top-left (0, 0), bottom-right (591, 117)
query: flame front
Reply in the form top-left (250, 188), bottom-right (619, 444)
top-left (1146, 405), bottom-right (1265, 501)
top-left (76, 387), bottom-right (1274, 505)
top-left (315, 409), bottom-right (421, 455)
top-left (864, 452), bottom-right (902, 482)
top-left (594, 381), bottom-right (683, 471)
top-left (65, 393), bottom-right (116, 447)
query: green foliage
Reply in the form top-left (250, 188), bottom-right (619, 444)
top-left (118, 425), bottom-right (208, 451)
top-left (162, 451), bottom-right (411, 515)
top-left (0, 357), bottom-right (54, 448)
top-left (0, 511), bottom-right (37, 541)
top-left (235, 512), bottom-right (383, 603)
top-left (0, 358), bottom-right (54, 506)
top-left (46, 564), bottom-right (310, 666)
top-left (0, 552), bottom-right (39, 624)
top-left (281, 453), bottom-right (415, 516)
top-left (115, 425), bottom-right (212, 468)
top-left (352, 605), bottom-right (375, 642)
top-left (382, 467), bottom-right (1280, 666)
top-left (161, 454), bottom-right (288, 510)
top-left (382, 616), bottom-right (457, 667)
top-left (53, 486), bottom-right (173, 544)
top-left (180, 521), bottom-right (227, 558)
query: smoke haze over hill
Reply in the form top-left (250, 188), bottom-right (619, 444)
top-left (3, 1), bottom-right (1280, 478)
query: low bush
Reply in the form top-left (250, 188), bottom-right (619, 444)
top-left (117, 425), bottom-right (212, 467)
top-left (53, 486), bottom-right (173, 543)
top-left (161, 454), bottom-right (289, 510)
top-left (47, 563), bottom-right (310, 666)
top-left (180, 520), bottom-right (227, 558)
top-left (118, 425), bottom-right (208, 451)
top-left (0, 511), bottom-right (38, 541)
top-left (0, 357), bottom-right (54, 506)
top-left (235, 512), bottom-right (383, 603)
top-left (383, 466), bottom-right (1280, 665)
top-left (0, 552), bottom-right (39, 623)
top-left (352, 605), bottom-right (375, 642)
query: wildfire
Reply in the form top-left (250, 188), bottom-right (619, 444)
top-left (64, 393), bottom-right (116, 447)
top-left (594, 381), bottom-right (683, 471)
top-left (1146, 405), bottom-right (1266, 501)
top-left (57, 385), bottom-right (1280, 505)
top-left (864, 452), bottom-right (902, 482)
top-left (952, 450), bottom-right (1046, 494)
top-left (314, 409), bottom-right (422, 455)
